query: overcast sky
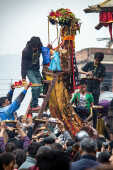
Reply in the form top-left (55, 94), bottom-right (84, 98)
top-left (0, 0), bottom-right (110, 56)
top-left (0, 0), bottom-right (111, 115)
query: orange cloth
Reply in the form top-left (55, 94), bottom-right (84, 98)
top-left (63, 35), bottom-right (75, 41)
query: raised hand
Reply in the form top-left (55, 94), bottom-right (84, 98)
top-left (0, 122), bottom-right (6, 136)
top-left (86, 71), bottom-right (93, 77)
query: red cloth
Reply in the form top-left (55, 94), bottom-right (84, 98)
top-left (29, 165), bottom-right (39, 170)
top-left (27, 113), bottom-right (32, 118)
top-left (71, 41), bottom-right (76, 91)
top-left (99, 11), bottom-right (113, 40)
top-left (100, 11), bottom-right (113, 23)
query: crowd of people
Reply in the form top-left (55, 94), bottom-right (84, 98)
top-left (0, 83), bottom-right (113, 170)
top-left (0, 36), bottom-right (113, 170)
top-left (0, 114), bottom-right (113, 170)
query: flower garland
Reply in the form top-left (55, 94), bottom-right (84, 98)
top-left (48, 8), bottom-right (80, 35)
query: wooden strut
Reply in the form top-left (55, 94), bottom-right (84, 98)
top-left (38, 75), bottom-right (58, 117)
top-left (33, 118), bottom-right (61, 124)
top-left (25, 74), bottom-right (60, 115)
top-left (0, 120), bottom-right (17, 123)
top-left (14, 83), bottom-right (42, 88)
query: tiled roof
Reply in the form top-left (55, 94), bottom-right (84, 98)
top-left (84, 0), bottom-right (113, 13)
top-left (76, 48), bottom-right (113, 63)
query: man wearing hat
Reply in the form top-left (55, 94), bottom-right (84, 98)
top-left (21, 37), bottom-right (43, 111)
top-left (80, 52), bottom-right (106, 127)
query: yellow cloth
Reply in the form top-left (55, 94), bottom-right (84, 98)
top-left (96, 118), bottom-right (105, 136)
top-left (46, 74), bottom-right (82, 136)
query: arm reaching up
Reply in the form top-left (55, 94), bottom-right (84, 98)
top-left (7, 85), bottom-right (15, 103)
top-left (4, 84), bottom-right (30, 120)
top-left (16, 121), bottom-right (30, 150)
top-left (0, 122), bottom-right (6, 152)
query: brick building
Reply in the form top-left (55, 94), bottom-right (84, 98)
top-left (76, 48), bottom-right (113, 92)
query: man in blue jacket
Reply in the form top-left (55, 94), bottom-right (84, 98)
top-left (71, 137), bottom-right (99, 170)
top-left (0, 84), bottom-right (29, 121)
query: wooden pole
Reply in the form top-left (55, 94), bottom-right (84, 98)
top-left (48, 18), bottom-right (50, 44)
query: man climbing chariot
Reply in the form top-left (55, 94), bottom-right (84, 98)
top-left (21, 37), bottom-right (43, 111)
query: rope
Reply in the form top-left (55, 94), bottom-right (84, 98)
top-left (48, 18), bottom-right (50, 44)
top-left (51, 37), bottom-right (57, 45)
top-left (56, 23), bottom-right (59, 46)
top-left (58, 28), bottom-right (61, 46)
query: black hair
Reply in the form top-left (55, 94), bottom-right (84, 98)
top-left (36, 146), bottom-right (52, 156)
top-left (110, 99), bottom-right (113, 109)
top-left (101, 85), bottom-right (109, 91)
top-left (0, 97), bottom-right (8, 107)
top-left (43, 136), bottom-right (55, 145)
top-left (7, 137), bottom-right (24, 149)
top-left (18, 115), bottom-right (24, 123)
top-left (80, 79), bottom-right (87, 86)
top-left (13, 149), bottom-right (26, 168)
top-left (98, 151), bottom-right (110, 163)
top-left (94, 52), bottom-right (104, 62)
top-left (66, 146), bottom-right (73, 154)
top-left (0, 152), bottom-right (15, 170)
top-left (6, 128), bottom-right (18, 139)
top-left (27, 36), bottom-right (43, 51)
top-left (28, 142), bottom-right (42, 158)
top-left (72, 143), bottom-right (80, 150)
top-left (72, 143), bottom-right (80, 161)
top-left (51, 143), bottom-right (64, 151)
top-left (96, 138), bottom-right (103, 152)
top-left (42, 113), bottom-right (50, 118)
top-left (66, 139), bottom-right (75, 147)
top-left (36, 150), bottom-right (70, 170)
top-left (5, 142), bottom-right (16, 152)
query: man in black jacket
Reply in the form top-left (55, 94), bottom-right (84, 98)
top-left (80, 52), bottom-right (106, 128)
top-left (80, 52), bottom-right (105, 105)
top-left (71, 137), bottom-right (99, 170)
top-left (21, 37), bottom-right (43, 111)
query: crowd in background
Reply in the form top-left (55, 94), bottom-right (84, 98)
top-left (0, 74), bottom-right (113, 170)
top-left (0, 99), bottom-right (113, 170)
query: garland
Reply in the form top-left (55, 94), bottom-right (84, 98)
top-left (48, 8), bottom-right (80, 35)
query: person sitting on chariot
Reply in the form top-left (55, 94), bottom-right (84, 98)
top-left (79, 52), bottom-right (106, 128)
top-left (70, 79), bottom-right (94, 121)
